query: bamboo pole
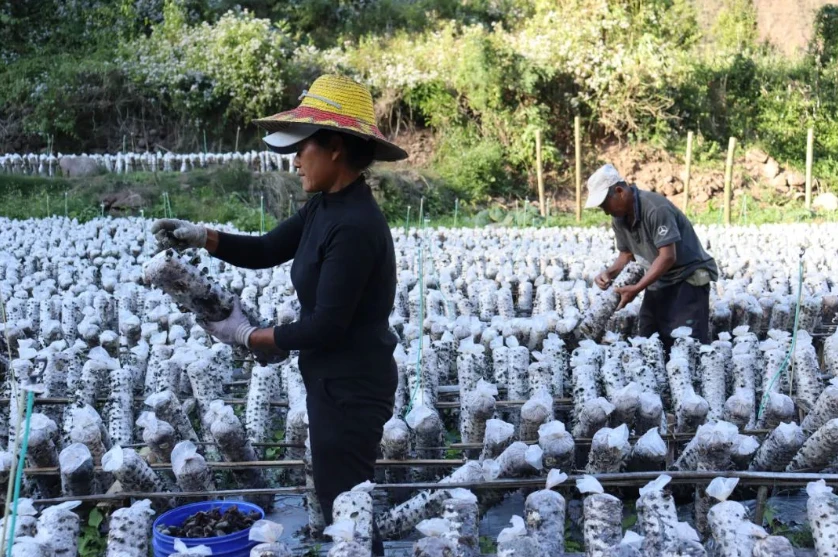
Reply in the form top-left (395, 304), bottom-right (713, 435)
top-left (260, 194), bottom-right (265, 235)
top-left (0, 296), bottom-right (22, 557)
top-left (753, 485), bottom-right (769, 526)
top-left (0, 396), bottom-right (576, 411)
top-left (23, 459), bottom-right (465, 476)
top-left (723, 136), bottom-right (736, 226)
top-left (5, 392), bottom-right (35, 557)
top-left (453, 198), bottom-right (459, 228)
top-left (683, 131), bottom-right (693, 213)
top-left (28, 471), bottom-right (838, 506)
top-left (805, 127), bottom-right (814, 210)
top-left (575, 116), bottom-right (582, 222)
top-left (536, 129), bottom-right (545, 217)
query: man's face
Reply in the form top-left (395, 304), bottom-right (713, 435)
top-left (600, 185), bottom-right (629, 218)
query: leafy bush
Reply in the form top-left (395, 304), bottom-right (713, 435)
top-left (121, 3), bottom-right (296, 123)
top-left (432, 127), bottom-right (512, 200)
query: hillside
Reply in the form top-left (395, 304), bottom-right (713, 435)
top-left (3, 0), bottom-right (838, 217)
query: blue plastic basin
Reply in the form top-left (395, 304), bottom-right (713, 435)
top-left (152, 501), bottom-right (264, 557)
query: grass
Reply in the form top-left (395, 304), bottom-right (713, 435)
top-left (1, 167), bottom-right (836, 231)
top-left (0, 165), bottom-right (287, 231)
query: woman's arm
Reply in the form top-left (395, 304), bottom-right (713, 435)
top-left (209, 206), bottom-right (307, 269)
top-left (248, 224), bottom-right (376, 353)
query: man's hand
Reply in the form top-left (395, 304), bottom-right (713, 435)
top-left (614, 285), bottom-right (640, 310)
top-left (199, 299), bottom-right (256, 347)
top-left (151, 219), bottom-right (207, 252)
top-left (594, 272), bottom-right (612, 290)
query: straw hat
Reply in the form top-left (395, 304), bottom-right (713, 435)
top-left (254, 74), bottom-right (408, 162)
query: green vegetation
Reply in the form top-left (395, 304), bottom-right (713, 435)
top-left (1, 166), bottom-right (833, 230)
top-left (478, 534), bottom-right (497, 554)
top-left (4, 1), bottom-right (838, 218)
top-left (78, 508), bottom-right (106, 557)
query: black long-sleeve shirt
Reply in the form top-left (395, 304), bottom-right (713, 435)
top-left (213, 177), bottom-right (398, 378)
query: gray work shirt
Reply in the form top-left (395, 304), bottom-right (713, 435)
top-left (612, 186), bottom-right (718, 291)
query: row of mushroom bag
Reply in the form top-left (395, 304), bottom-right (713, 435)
top-left (0, 151), bottom-right (296, 176)
top-left (3, 217), bottom-right (838, 553)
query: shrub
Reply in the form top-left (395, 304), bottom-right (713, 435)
top-left (121, 3), bottom-right (296, 124)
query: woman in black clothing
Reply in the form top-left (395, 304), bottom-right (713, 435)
top-left (151, 75), bottom-right (408, 554)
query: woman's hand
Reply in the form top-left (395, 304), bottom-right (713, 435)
top-left (151, 219), bottom-right (207, 252)
top-left (199, 299), bottom-right (256, 348)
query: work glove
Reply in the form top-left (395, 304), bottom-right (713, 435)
top-left (151, 218), bottom-right (207, 252)
top-left (199, 299), bottom-right (256, 348)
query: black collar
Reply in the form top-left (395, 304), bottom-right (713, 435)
top-left (625, 185), bottom-right (641, 229)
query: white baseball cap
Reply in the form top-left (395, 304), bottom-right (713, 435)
top-left (585, 164), bottom-right (625, 209)
top-left (262, 126), bottom-right (318, 154)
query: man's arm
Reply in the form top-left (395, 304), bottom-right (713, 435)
top-left (606, 251), bottom-right (635, 280)
top-left (615, 243), bottom-right (676, 308)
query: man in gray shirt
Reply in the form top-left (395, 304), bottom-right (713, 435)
top-left (585, 164), bottom-right (719, 350)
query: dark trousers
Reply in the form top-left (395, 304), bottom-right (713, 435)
top-left (304, 364), bottom-right (397, 554)
top-left (638, 281), bottom-right (710, 352)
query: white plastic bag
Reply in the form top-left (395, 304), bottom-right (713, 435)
top-left (525, 445), bottom-right (544, 470)
top-left (101, 445), bottom-right (124, 472)
top-left (173, 539), bottom-right (212, 555)
top-left (249, 520), bottom-right (284, 543)
top-left (405, 405), bottom-right (434, 430)
top-left (576, 475), bottom-right (604, 495)
top-left (706, 477), bottom-right (739, 502)
top-left (546, 469), bottom-right (568, 490)
top-left (496, 515), bottom-right (526, 544)
top-left (416, 518), bottom-right (452, 538)
top-left (351, 481), bottom-right (375, 493)
top-left (445, 488), bottom-right (478, 504)
top-left (639, 474), bottom-right (672, 497)
top-left (171, 440), bottom-right (204, 475)
top-left (324, 519), bottom-right (355, 542)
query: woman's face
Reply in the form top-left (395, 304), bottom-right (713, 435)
top-left (293, 137), bottom-right (340, 194)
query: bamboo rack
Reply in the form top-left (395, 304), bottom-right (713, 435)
top-left (28, 471), bottom-right (838, 506)
top-left (22, 459), bottom-right (465, 477)
top-left (0, 396), bottom-right (575, 409)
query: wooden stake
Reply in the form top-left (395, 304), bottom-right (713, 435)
top-left (754, 485), bottom-right (769, 526)
top-left (235, 126), bottom-right (241, 153)
top-left (684, 131), bottom-right (693, 214)
top-left (805, 127), bottom-right (814, 210)
top-left (536, 129), bottom-right (545, 217)
top-left (575, 116), bottom-right (582, 222)
top-left (723, 137), bottom-right (736, 226)
top-left (454, 198), bottom-right (459, 228)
